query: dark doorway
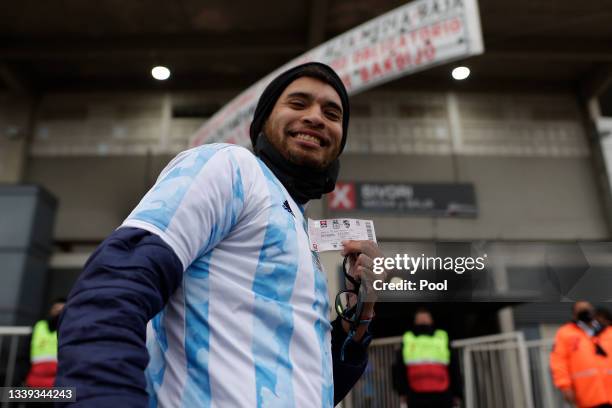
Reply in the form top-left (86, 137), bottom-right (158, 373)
top-left (370, 302), bottom-right (515, 341)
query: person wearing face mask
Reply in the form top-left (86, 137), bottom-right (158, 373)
top-left (391, 308), bottom-right (461, 408)
top-left (595, 307), bottom-right (612, 328)
top-left (550, 301), bottom-right (612, 408)
top-left (24, 298), bottom-right (65, 388)
top-left (55, 62), bottom-right (383, 407)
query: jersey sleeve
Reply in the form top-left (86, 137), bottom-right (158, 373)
top-left (121, 144), bottom-right (250, 270)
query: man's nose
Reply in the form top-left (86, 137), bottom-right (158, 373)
top-left (302, 106), bottom-right (325, 128)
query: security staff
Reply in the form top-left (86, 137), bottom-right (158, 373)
top-left (392, 308), bottom-right (460, 408)
top-left (550, 301), bottom-right (612, 408)
top-left (25, 298), bottom-right (65, 388)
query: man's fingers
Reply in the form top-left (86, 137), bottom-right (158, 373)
top-left (356, 253), bottom-right (374, 269)
top-left (340, 240), bottom-right (360, 256)
top-left (341, 240), bottom-right (380, 257)
top-left (353, 265), bottom-right (370, 279)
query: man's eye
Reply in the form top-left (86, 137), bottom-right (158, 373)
top-left (289, 100), bottom-right (305, 108)
top-left (326, 111), bottom-right (341, 121)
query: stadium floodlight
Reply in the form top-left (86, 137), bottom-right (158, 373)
top-left (151, 66), bottom-right (171, 80)
top-left (452, 66), bottom-right (470, 80)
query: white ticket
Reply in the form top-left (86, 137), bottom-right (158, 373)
top-left (307, 218), bottom-right (377, 252)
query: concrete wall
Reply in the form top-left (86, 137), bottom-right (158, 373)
top-left (0, 94), bottom-right (33, 183)
top-left (27, 153), bottom-right (607, 243)
top-left (26, 155), bottom-right (173, 240)
top-left (23, 88), bottom-right (610, 242)
top-left (16, 88), bottom-right (611, 313)
top-left (330, 153), bottom-right (608, 241)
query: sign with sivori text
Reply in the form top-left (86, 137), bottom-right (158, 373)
top-left (190, 0), bottom-right (484, 147)
top-left (328, 182), bottom-right (477, 217)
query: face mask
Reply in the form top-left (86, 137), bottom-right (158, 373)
top-left (577, 310), bottom-right (593, 323)
top-left (254, 132), bottom-right (339, 204)
top-left (47, 314), bottom-right (60, 332)
top-left (413, 324), bottom-right (435, 336)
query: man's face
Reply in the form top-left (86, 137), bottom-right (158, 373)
top-left (50, 302), bottom-right (65, 318)
top-left (414, 311), bottom-right (433, 326)
top-left (573, 301), bottom-right (594, 320)
top-left (263, 76), bottom-right (343, 170)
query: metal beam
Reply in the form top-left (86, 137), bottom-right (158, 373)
top-left (579, 64), bottom-right (612, 100)
top-left (0, 63), bottom-right (32, 96)
top-left (487, 50), bottom-right (612, 62)
top-left (0, 34), bottom-right (304, 61)
top-left (36, 72), bottom-right (268, 92)
top-left (308, 0), bottom-right (328, 48)
top-left (574, 84), bottom-right (612, 236)
top-left (0, 45), bottom-right (302, 61)
top-left (485, 40), bottom-right (612, 62)
top-left (3, 40), bottom-right (612, 63)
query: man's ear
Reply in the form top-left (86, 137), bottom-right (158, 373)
top-left (253, 131), bottom-right (268, 155)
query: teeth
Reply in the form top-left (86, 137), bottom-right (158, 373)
top-left (294, 133), bottom-right (321, 146)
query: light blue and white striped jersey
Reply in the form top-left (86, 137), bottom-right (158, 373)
top-left (121, 143), bottom-right (333, 408)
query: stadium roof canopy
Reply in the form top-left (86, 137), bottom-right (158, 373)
top-left (1, 0), bottom-right (611, 95)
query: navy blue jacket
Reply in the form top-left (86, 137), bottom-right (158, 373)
top-left (56, 227), bottom-right (369, 406)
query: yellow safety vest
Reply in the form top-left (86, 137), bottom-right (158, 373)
top-left (402, 329), bottom-right (451, 392)
top-left (30, 320), bottom-right (58, 363)
top-left (402, 329), bottom-right (450, 365)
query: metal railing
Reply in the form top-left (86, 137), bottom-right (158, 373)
top-left (452, 333), bottom-right (572, 408)
top-left (345, 332), bottom-right (569, 408)
top-left (0, 326), bottom-right (32, 408)
top-left (525, 338), bottom-right (572, 408)
top-left (1, 327), bottom-right (572, 408)
top-left (452, 332), bottom-right (535, 408)
top-left (346, 336), bottom-right (403, 408)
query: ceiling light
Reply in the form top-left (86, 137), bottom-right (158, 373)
top-left (151, 66), bottom-right (171, 80)
top-left (452, 66), bottom-right (470, 80)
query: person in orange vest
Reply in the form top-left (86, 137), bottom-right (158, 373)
top-left (595, 307), bottom-right (612, 328)
top-left (25, 298), bottom-right (65, 388)
top-left (392, 308), bottom-right (461, 408)
top-left (550, 301), bottom-right (612, 408)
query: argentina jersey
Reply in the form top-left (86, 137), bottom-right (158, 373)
top-left (121, 143), bottom-right (334, 408)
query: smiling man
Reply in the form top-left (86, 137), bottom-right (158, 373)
top-left (56, 62), bottom-right (382, 407)
top-left (262, 76), bottom-right (343, 169)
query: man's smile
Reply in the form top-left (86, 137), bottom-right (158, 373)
top-left (288, 129), bottom-right (329, 148)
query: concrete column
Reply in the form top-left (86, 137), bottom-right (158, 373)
top-left (0, 95), bottom-right (35, 183)
top-left (0, 186), bottom-right (57, 324)
top-left (577, 69), bottom-right (612, 234)
top-left (498, 307), bottom-right (515, 333)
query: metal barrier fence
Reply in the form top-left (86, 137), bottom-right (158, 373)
top-left (453, 332), bottom-right (535, 408)
top-left (0, 327), bottom-right (572, 408)
top-left (452, 333), bottom-right (572, 408)
top-left (0, 326), bottom-right (32, 408)
top-left (346, 336), bottom-right (403, 408)
top-left (525, 338), bottom-right (572, 408)
top-left (347, 332), bottom-right (569, 408)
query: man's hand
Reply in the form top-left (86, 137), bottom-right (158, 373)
top-left (340, 240), bottom-right (385, 316)
top-left (560, 388), bottom-right (575, 405)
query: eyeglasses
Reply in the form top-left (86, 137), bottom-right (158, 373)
top-left (335, 255), bottom-right (366, 327)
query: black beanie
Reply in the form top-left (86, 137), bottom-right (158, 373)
top-left (249, 62), bottom-right (350, 154)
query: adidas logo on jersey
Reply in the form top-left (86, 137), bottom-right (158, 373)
top-left (282, 200), bottom-right (294, 217)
